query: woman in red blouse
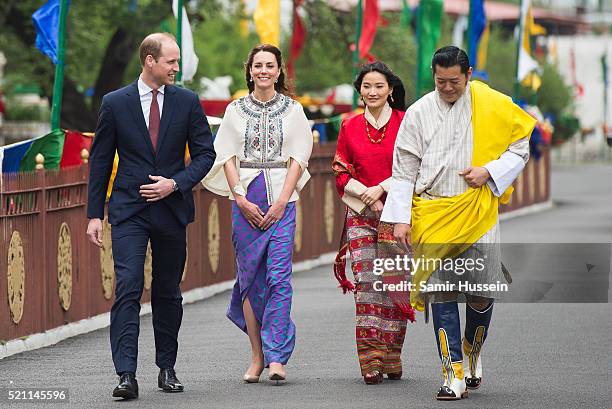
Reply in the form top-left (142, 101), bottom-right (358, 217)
top-left (332, 61), bottom-right (413, 384)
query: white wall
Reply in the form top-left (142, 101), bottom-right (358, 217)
top-left (554, 35), bottom-right (612, 160)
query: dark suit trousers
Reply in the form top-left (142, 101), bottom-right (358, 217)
top-left (110, 203), bottom-right (186, 375)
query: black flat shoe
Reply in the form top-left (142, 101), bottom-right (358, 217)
top-left (158, 368), bottom-right (184, 393)
top-left (112, 373), bottom-right (138, 400)
top-left (387, 371), bottom-right (402, 380)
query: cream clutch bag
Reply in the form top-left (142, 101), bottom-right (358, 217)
top-left (342, 179), bottom-right (368, 214)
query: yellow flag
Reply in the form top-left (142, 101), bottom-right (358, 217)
top-left (239, 0), bottom-right (249, 38)
top-left (521, 72), bottom-right (542, 91)
top-left (253, 0), bottom-right (280, 46)
top-left (476, 23), bottom-right (490, 71)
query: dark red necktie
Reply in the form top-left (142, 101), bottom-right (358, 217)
top-left (148, 89), bottom-right (160, 151)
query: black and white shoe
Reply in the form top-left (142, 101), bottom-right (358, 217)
top-left (463, 353), bottom-right (482, 389)
top-left (436, 378), bottom-right (468, 401)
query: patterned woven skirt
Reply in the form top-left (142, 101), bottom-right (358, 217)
top-left (227, 172), bottom-right (296, 366)
top-left (347, 208), bottom-right (408, 376)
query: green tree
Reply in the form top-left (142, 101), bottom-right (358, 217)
top-left (1, 0), bottom-right (180, 131)
top-left (293, 2), bottom-right (420, 104)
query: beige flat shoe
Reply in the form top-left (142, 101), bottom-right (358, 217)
top-left (243, 373), bottom-right (260, 383)
top-left (268, 363), bottom-right (286, 384)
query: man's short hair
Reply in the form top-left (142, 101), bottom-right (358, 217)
top-left (431, 46), bottom-right (470, 75)
top-left (139, 33), bottom-right (176, 65)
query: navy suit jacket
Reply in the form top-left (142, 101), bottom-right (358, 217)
top-left (87, 81), bottom-right (216, 226)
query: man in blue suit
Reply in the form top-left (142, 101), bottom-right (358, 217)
top-left (86, 33), bottom-right (216, 400)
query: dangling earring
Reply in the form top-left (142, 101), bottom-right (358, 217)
top-left (390, 94), bottom-right (394, 102)
top-left (249, 77), bottom-right (253, 82)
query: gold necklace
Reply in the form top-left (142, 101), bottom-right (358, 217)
top-left (365, 118), bottom-right (386, 144)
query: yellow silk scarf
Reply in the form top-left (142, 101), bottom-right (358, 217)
top-left (409, 81), bottom-right (536, 311)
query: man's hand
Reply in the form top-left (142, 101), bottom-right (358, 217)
top-left (393, 223), bottom-right (412, 250)
top-left (459, 166), bottom-right (490, 188)
top-left (360, 185), bottom-right (384, 206)
top-left (87, 218), bottom-right (103, 247)
top-left (139, 175), bottom-right (175, 202)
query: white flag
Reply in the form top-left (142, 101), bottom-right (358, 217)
top-left (517, 48), bottom-right (539, 82)
top-left (452, 15), bottom-right (468, 48)
top-left (516, 0), bottom-right (538, 82)
top-left (172, 0), bottom-right (199, 82)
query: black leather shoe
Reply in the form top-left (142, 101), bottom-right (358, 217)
top-left (158, 369), bottom-right (184, 393)
top-left (465, 375), bottom-right (482, 389)
top-left (112, 373), bottom-right (138, 400)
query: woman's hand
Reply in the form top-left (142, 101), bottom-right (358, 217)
top-left (369, 200), bottom-right (384, 218)
top-left (360, 185), bottom-right (384, 206)
top-left (236, 196), bottom-right (264, 228)
top-left (260, 199), bottom-right (288, 230)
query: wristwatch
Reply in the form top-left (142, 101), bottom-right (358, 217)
top-left (232, 183), bottom-right (247, 197)
top-left (171, 179), bottom-right (179, 192)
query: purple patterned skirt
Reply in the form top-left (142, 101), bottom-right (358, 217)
top-left (228, 172), bottom-right (296, 366)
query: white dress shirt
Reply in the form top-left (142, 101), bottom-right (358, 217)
top-left (138, 76), bottom-right (165, 128)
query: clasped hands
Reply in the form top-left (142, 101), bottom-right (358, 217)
top-left (361, 185), bottom-right (384, 215)
top-left (236, 195), bottom-right (286, 230)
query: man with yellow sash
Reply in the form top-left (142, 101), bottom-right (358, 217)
top-left (380, 46), bottom-right (536, 400)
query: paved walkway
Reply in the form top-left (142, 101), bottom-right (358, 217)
top-left (1, 163), bottom-right (611, 409)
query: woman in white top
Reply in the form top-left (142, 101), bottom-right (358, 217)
top-left (202, 44), bottom-right (313, 384)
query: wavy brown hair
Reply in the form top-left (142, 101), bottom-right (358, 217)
top-left (244, 44), bottom-right (289, 95)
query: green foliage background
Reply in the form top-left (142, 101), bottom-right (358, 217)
top-left (0, 0), bottom-right (577, 140)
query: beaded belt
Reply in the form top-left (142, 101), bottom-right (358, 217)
top-left (240, 161), bottom-right (286, 169)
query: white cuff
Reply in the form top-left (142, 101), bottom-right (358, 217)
top-left (483, 151), bottom-right (526, 197)
top-left (378, 177), bottom-right (392, 192)
top-left (380, 179), bottom-right (414, 224)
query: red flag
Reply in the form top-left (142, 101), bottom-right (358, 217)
top-left (570, 47), bottom-right (584, 98)
top-left (287, 0), bottom-right (306, 81)
top-left (350, 43), bottom-right (377, 63)
top-left (358, 0), bottom-right (379, 59)
top-left (59, 130), bottom-right (93, 168)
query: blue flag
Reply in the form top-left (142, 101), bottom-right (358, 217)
top-left (467, 0), bottom-right (486, 71)
top-left (32, 0), bottom-right (70, 64)
top-left (1, 139), bottom-right (35, 174)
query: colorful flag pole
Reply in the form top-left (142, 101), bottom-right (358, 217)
top-left (467, 0), bottom-right (485, 69)
top-left (415, 0), bottom-right (443, 99)
top-left (176, 0), bottom-right (183, 84)
top-left (352, 0), bottom-right (363, 109)
top-left (253, 0), bottom-right (281, 46)
top-left (358, 0), bottom-right (380, 60)
top-left (515, 0), bottom-right (541, 98)
top-left (602, 53), bottom-right (609, 137)
top-left (173, 0), bottom-right (198, 83)
top-left (49, 0), bottom-right (69, 131)
top-left (287, 0), bottom-right (306, 82)
top-left (400, 0), bottom-right (412, 29)
top-left (514, 0), bottom-right (529, 98)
